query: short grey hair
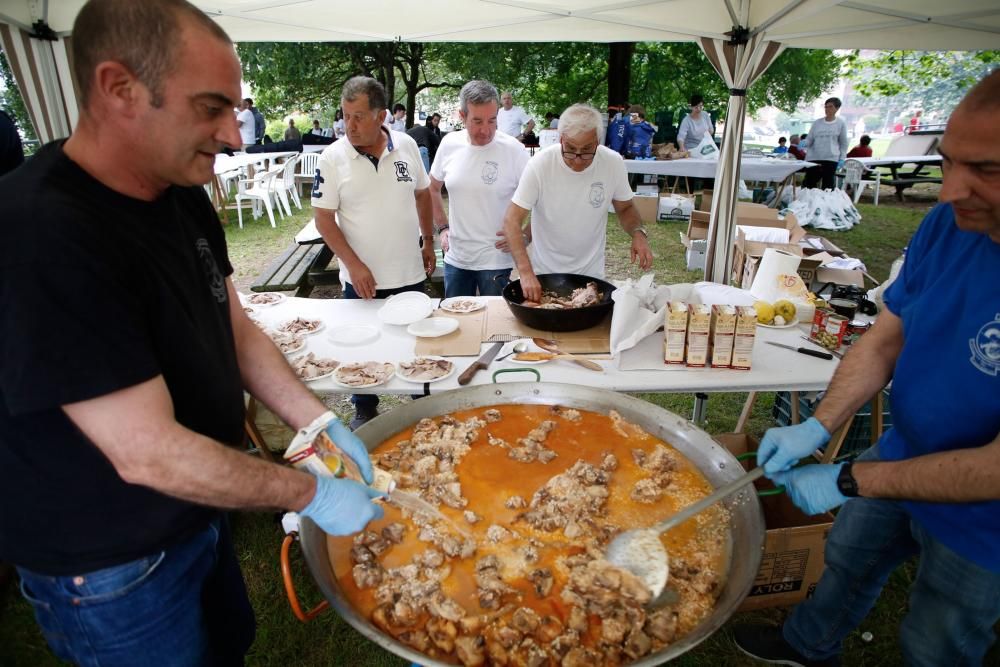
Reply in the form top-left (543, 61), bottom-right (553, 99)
top-left (459, 80), bottom-right (499, 114)
top-left (341, 76), bottom-right (387, 112)
top-left (559, 103), bottom-right (603, 141)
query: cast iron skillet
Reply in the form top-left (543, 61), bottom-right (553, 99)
top-left (503, 273), bottom-right (616, 332)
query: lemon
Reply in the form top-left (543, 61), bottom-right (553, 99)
top-left (754, 300), bottom-right (775, 324)
top-left (774, 299), bottom-right (797, 322)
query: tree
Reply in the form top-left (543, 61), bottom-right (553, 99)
top-left (845, 50), bottom-right (999, 120)
top-left (0, 50), bottom-right (35, 141)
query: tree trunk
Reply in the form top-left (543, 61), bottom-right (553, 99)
top-left (607, 43), bottom-right (634, 114)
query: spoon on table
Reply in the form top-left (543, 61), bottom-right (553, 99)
top-left (532, 338), bottom-right (603, 371)
top-left (495, 340), bottom-right (529, 362)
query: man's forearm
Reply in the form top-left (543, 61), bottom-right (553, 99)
top-left (415, 188), bottom-right (434, 237)
top-left (502, 205), bottom-right (533, 274)
top-left (315, 208), bottom-right (363, 268)
top-left (855, 434), bottom-right (1000, 502)
top-left (615, 200), bottom-right (643, 235)
top-left (429, 180), bottom-right (448, 229)
top-left (814, 312), bottom-right (902, 434)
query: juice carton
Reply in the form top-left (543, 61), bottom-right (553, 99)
top-left (710, 305), bottom-right (737, 368)
top-left (664, 300), bottom-right (689, 364)
top-left (732, 305), bottom-right (757, 370)
top-left (685, 303), bottom-right (712, 367)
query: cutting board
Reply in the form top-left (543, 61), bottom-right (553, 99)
top-left (415, 308), bottom-right (486, 357)
top-left (483, 300), bottom-right (611, 354)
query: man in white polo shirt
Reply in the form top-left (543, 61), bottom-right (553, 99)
top-left (430, 79), bottom-right (529, 297)
top-left (502, 103), bottom-right (654, 302)
top-left (312, 75), bottom-right (435, 429)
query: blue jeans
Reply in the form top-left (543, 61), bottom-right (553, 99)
top-left (443, 263), bottom-right (511, 298)
top-left (17, 516), bottom-right (255, 667)
top-left (418, 146), bottom-right (430, 172)
top-left (783, 445), bottom-right (1000, 666)
top-left (343, 280), bottom-right (426, 413)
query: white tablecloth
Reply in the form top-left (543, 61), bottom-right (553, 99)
top-left (247, 296), bottom-right (837, 395)
top-left (625, 157), bottom-right (814, 182)
top-left (852, 155), bottom-right (941, 168)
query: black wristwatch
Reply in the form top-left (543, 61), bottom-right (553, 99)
top-left (837, 461), bottom-right (860, 497)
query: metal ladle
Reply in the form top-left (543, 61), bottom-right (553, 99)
top-left (605, 466), bottom-right (765, 600)
top-left (495, 340), bottom-right (529, 362)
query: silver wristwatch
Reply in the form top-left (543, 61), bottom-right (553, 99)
top-left (631, 226), bottom-right (649, 238)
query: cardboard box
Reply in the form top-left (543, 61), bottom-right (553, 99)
top-left (714, 433), bottom-right (834, 611)
top-left (680, 211), bottom-right (710, 271)
top-left (658, 195), bottom-right (694, 222)
top-left (814, 266), bottom-right (865, 289)
top-left (733, 228), bottom-right (824, 291)
top-left (685, 304), bottom-right (711, 367)
top-left (664, 301), bottom-right (689, 364)
top-left (632, 193), bottom-right (660, 224)
top-left (732, 306), bottom-right (757, 370)
top-left (709, 305), bottom-right (736, 368)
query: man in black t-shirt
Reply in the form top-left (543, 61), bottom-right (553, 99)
top-left (0, 1), bottom-right (385, 665)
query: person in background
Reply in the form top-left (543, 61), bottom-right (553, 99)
top-left (430, 80), bottom-right (529, 298)
top-left (521, 119), bottom-right (538, 146)
top-left (545, 111), bottom-right (559, 129)
top-left (428, 113), bottom-right (442, 139)
top-left (0, 109), bottom-right (24, 177)
top-left (389, 103), bottom-right (406, 132)
top-left (676, 93), bottom-right (713, 152)
top-left (247, 98), bottom-right (265, 145)
top-left (312, 76), bottom-right (435, 430)
top-left (734, 69), bottom-right (1000, 667)
top-left (909, 109), bottom-right (923, 133)
top-left (773, 136), bottom-right (788, 154)
top-left (333, 109), bottom-right (346, 139)
top-left (502, 103), bottom-right (654, 302)
top-left (236, 98), bottom-right (255, 149)
top-left (847, 134), bottom-right (873, 159)
top-left (788, 133), bottom-right (806, 160)
top-left (497, 91), bottom-right (531, 139)
top-left (284, 118), bottom-right (301, 142)
top-left (624, 104), bottom-right (657, 159)
top-left (407, 119), bottom-right (440, 172)
top-left (801, 97), bottom-right (848, 189)
top-left (0, 2), bottom-right (385, 664)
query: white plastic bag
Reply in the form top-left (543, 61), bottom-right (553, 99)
top-left (692, 132), bottom-right (720, 160)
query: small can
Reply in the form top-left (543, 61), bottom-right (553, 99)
top-left (810, 307), bottom-right (830, 339)
top-left (844, 320), bottom-right (870, 346)
top-left (825, 314), bottom-right (849, 348)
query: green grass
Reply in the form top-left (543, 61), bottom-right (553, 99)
top-left (6, 191), bottom-right (999, 667)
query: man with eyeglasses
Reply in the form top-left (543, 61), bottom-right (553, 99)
top-left (312, 75), bottom-right (436, 429)
top-left (502, 103), bottom-right (654, 302)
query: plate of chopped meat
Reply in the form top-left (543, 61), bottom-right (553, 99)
top-left (439, 297), bottom-right (485, 314)
top-left (267, 330), bottom-right (306, 356)
top-left (247, 292), bottom-right (285, 306)
top-left (396, 357), bottom-right (455, 383)
top-left (290, 353), bottom-right (340, 382)
top-left (333, 362), bottom-right (396, 388)
top-left (278, 317), bottom-right (324, 336)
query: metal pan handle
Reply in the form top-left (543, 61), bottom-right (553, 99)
top-left (280, 533), bottom-right (330, 622)
top-left (492, 368), bottom-right (541, 383)
top-left (735, 452), bottom-right (784, 497)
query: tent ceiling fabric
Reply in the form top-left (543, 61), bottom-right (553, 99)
top-left (0, 0), bottom-right (997, 47)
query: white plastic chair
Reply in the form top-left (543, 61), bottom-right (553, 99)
top-left (841, 158), bottom-right (881, 205)
top-left (235, 167), bottom-right (281, 228)
top-left (296, 152), bottom-right (320, 198)
top-left (273, 155), bottom-right (302, 216)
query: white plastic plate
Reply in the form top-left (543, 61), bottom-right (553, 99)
top-left (406, 317), bottom-right (459, 338)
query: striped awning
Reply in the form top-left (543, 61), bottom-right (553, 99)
top-left (0, 23), bottom-right (77, 142)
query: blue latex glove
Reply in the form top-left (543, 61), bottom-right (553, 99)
top-left (771, 464), bottom-right (847, 515)
top-left (757, 417), bottom-right (831, 476)
top-left (325, 419), bottom-right (373, 484)
top-left (300, 475), bottom-right (385, 535)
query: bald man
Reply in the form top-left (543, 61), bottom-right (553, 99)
top-left (734, 69), bottom-right (1000, 667)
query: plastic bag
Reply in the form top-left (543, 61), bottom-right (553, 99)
top-left (692, 132), bottom-right (720, 160)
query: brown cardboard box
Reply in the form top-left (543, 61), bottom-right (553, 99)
top-left (632, 193), bottom-right (660, 223)
top-left (732, 228), bottom-right (824, 290)
top-left (814, 266), bottom-right (865, 289)
top-left (714, 433), bottom-right (835, 611)
top-left (680, 211), bottom-right (711, 271)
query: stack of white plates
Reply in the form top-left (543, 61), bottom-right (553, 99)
top-left (376, 292), bottom-right (435, 326)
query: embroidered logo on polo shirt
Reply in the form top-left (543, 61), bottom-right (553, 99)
top-left (195, 238), bottom-right (226, 303)
top-left (969, 314), bottom-right (1000, 377)
top-left (482, 161), bottom-right (499, 185)
top-left (311, 169), bottom-right (324, 198)
top-left (394, 161), bottom-right (413, 182)
top-left (588, 183), bottom-right (605, 208)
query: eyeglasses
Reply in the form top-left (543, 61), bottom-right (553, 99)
top-left (562, 150), bottom-right (597, 161)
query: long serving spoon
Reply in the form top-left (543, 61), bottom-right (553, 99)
top-left (495, 340), bottom-right (529, 362)
top-left (605, 467), bottom-right (766, 601)
top-left (532, 338), bottom-right (603, 371)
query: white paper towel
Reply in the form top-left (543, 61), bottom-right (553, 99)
top-left (750, 248), bottom-right (801, 302)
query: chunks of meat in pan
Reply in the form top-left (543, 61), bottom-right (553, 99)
top-left (522, 281), bottom-right (602, 309)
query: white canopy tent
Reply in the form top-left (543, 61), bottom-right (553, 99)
top-left (2, 0), bottom-right (998, 282)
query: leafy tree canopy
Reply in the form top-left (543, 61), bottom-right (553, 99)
top-left (0, 50), bottom-right (35, 141)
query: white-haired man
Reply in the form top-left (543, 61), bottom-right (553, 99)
top-left (430, 80), bottom-right (529, 297)
top-left (503, 103), bottom-right (654, 302)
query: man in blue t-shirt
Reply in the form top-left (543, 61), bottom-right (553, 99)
top-left (734, 70), bottom-right (1000, 667)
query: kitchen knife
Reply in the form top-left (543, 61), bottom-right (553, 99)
top-left (766, 341), bottom-right (834, 360)
top-left (457, 342), bottom-right (504, 385)
top-left (799, 335), bottom-right (845, 359)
